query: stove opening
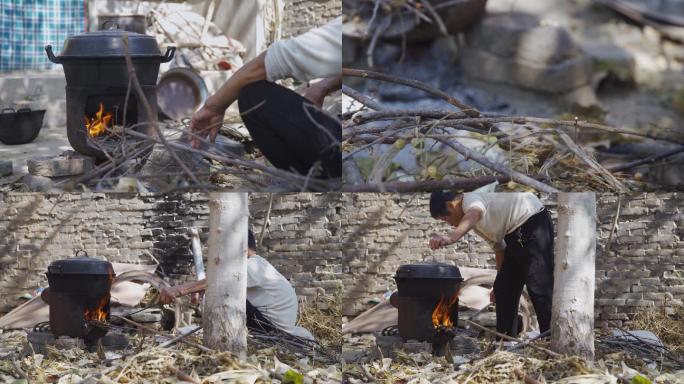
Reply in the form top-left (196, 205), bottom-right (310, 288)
top-left (83, 293), bottom-right (110, 323)
top-left (84, 92), bottom-right (139, 137)
top-left (432, 292), bottom-right (459, 328)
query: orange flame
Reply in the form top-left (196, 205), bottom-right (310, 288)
top-left (84, 103), bottom-right (113, 137)
top-left (432, 293), bottom-right (459, 328)
top-left (83, 294), bottom-right (109, 323)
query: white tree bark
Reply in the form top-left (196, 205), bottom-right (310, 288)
top-left (551, 192), bottom-right (597, 360)
top-left (203, 193), bottom-right (248, 356)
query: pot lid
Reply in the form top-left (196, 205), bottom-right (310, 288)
top-left (395, 263), bottom-right (463, 280)
top-left (47, 256), bottom-right (114, 276)
top-left (57, 30), bottom-right (162, 58)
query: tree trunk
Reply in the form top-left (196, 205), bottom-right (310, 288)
top-left (551, 192), bottom-right (597, 360)
top-left (203, 192), bottom-right (248, 356)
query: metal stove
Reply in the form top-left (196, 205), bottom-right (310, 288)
top-left (389, 263), bottom-right (464, 356)
top-left (43, 251), bottom-right (115, 346)
top-left (45, 26), bottom-right (175, 159)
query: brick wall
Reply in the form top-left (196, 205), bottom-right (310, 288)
top-left (0, 193), bottom-right (344, 314)
top-left (594, 194), bottom-right (684, 327)
top-left (338, 193), bottom-right (684, 328)
top-left (1, 192), bottom-right (682, 328)
top-left (282, 0), bottom-right (341, 38)
top-left (250, 193), bottom-right (344, 298)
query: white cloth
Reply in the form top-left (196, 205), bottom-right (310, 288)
top-left (247, 255), bottom-right (315, 340)
top-left (461, 192), bottom-right (544, 251)
top-left (264, 16), bottom-right (341, 81)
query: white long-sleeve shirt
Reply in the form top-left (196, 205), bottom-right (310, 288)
top-left (462, 192), bottom-right (545, 251)
top-left (247, 255), bottom-right (315, 340)
top-left (264, 16), bottom-right (342, 82)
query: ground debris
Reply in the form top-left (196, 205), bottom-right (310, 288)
top-left (297, 294), bottom-right (343, 350)
top-left (0, 329), bottom-right (342, 384)
top-left (342, 331), bottom-right (684, 384)
top-left (630, 305), bottom-right (684, 355)
top-left (345, 348), bottom-right (684, 384)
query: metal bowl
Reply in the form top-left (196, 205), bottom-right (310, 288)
top-left (157, 67), bottom-right (209, 120)
top-left (0, 107), bottom-right (46, 145)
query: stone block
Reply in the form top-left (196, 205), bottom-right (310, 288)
top-left (625, 299), bottom-right (655, 307)
top-left (620, 207), bottom-right (648, 216)
top-left (129, 308), bottom-right (163, 323)
top-left (631, 285), bottom-right (644, 293)
top-left (581, 42), bottom-right (635, 83)
top-left (0, 160), bottom-right (12, 177)
top-left (665, 285), bottom-right (684, 294)
top-left (643, 292), bottom-right (674, 301)
top-left (27, 150), bottom-right (94, 177)
top-left (462, 13), bottom-right (593, 94)
top-left (596, 298), bottom-right (626, 306)
top-left (602, 313), bottom-right (629, 320)
top-left (624, 270), bottom-right (651, 279)
top-left (640, 278), bottom-right (661, 286)
top-left (22, 174), bottom-right (53, 192)
top-left (664, 270), bottom-right (684, 279)
top-left (403, 341), bottom-right (431, 354)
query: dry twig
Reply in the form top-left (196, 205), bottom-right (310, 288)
top-left (343, 67), bottom-right (480, 116)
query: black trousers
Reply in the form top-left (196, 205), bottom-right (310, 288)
top-left (237, 80), bottom-right (341, 179)
top-left (493, 208), bottom-right (554, 337)
top-left (246, 299), bottom-right (280, 333)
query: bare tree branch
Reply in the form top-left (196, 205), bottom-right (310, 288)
top-left (343, 67), bottom-right (480, 116)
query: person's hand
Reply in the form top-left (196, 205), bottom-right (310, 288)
top-left (303, 86), bottom-right (326, 108)
top-left (189, 103), bottom-right (226, 149)
top-left (159, 286), bottom-right (181, 305)
top-left (489, 289), bottom-right (495, 303)
top-left (429, 235), bottom-right (453, 250)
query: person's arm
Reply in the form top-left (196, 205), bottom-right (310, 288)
top-left (429, 207), bottom-right (483, 250)
top-left (159, 279), bottom-right (208, 304)
top-left (303, 76), bottom-right (342, 108)
top-left (189, 52), bottom-right (267, 148)
top-left (189, 17), bottom-right (341, 149)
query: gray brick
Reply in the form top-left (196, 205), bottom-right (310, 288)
top-left (625, 299), bottom-right (655, 307)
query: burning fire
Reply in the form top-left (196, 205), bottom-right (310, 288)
top-left (432, 293), bottom-right (459, 328)
top-left (83, 294), bottom-right (109, 323)
top-left (84, 103), bottom-right (113, 137)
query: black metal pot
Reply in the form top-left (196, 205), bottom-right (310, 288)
top-left (395, 263), bottom-right (463, 298)
top-left (392, 263), bottom-right (464, 343)
top-left (45, 251), bottom-right (115, 342)
top-left (45, 29), bottom-right (175, 87)
top-left (46, 251), bottom-right (114, 295)
top-left (0, 107), bottom-right (45, 145)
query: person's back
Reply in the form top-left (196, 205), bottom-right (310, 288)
top-left (247, 255), bottom-right (314, 340)
top-left (463, 192), bottom-right (544, 245)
